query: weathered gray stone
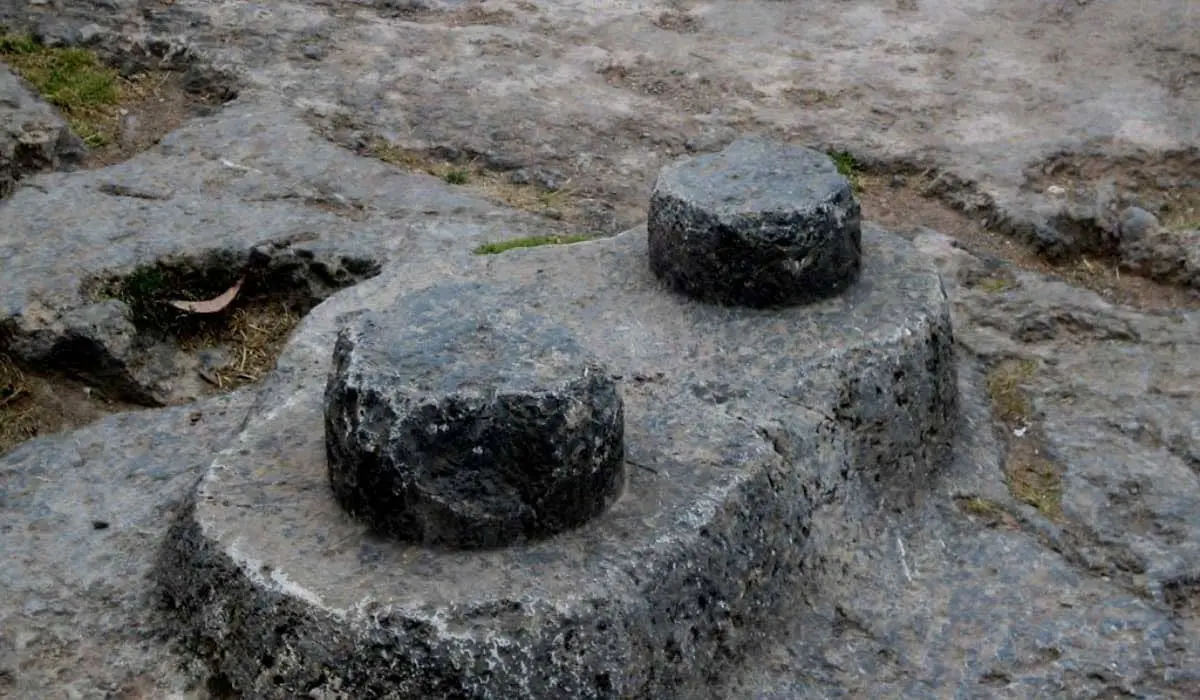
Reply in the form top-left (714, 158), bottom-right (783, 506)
top-left (1, 1), bottom-right (1198, 697)
top-left (324, 293), bottom-right (626, 549)
top-left (0, 98), bottom-right (568, 406)
top-left (647, 137), bottom-right (862, 307)
top-left (1120, 225), bottom-right (1200, 290)
top-left (0, 391), bottom-right (254, 699)
top-left (0, 65), bottom-right (85, 199)
top-left (155, 225), bottom-right (955, 699)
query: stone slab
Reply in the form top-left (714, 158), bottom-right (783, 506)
top-left (156, 224), bottom-right (957, 698)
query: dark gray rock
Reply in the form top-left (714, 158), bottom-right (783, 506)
top-left (1118, 205), bottom-right (1161, 242)
top-left (0, 65), bottom-right (86, 199)
top-left (1119, 226), bottom-right (1200, 290)
top-left (155, 225), bottom-right (955, 699)
top-left (647, 137), bottom-right (862, 307)
top-left (324, 291), bottom-right (626, 549)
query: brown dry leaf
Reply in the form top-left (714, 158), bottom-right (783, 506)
top-left (168, 278), bottom-right (243, 314)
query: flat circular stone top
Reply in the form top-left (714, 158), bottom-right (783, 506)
top-left (648, 136), bottom-right (862, 307)
top-left (655, 137), bottom-right (852, 220)
top-left (324, 295), bottom-right (625, 549)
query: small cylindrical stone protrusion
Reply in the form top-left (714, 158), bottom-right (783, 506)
top-left (647, 136), bottom-right (863, 308)
top-left (323, 284), bottom-right (626, 549)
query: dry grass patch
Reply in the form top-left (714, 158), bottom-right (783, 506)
top-left (955, 496), bottom-right (1019, 529)
top-left (368, 139), bottom-right (586, 223)
top-left (1005, 446), bottom-right (1065, 521)
top-left (984, 357), bottom-right (1065, 521)
top-left (985, 358), bottom-right (1038, 424)
top-left (974, 276), bottom-right (1015, 293)
top-left (0, 352), bottom-right (38, 452)
top-left (178, 302), bottom-right (301, 392)
top-left (0, 352), bottom-right (140, 456)
top-left (88, 261), bottom-right (303, 394)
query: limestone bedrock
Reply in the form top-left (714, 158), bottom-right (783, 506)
top-left (156, 221), bottom-right (956, 698)
top-left (324, 295), bottom-right (627, 549)
top-left (648, 137), bottom-right (862, 308)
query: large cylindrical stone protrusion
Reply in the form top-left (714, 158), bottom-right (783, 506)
top-left (648, 136), bottom-right (862, 307)
top-left (323, 286), bottom-right (626, 549)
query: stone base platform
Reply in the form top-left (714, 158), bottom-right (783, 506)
top-left (155, 225), bottom-right (956, 699)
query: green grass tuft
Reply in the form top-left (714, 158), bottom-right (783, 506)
top-left (442, 168), bottom-right (470, 185)
top-left (473, 234), bottom-right (596, 255)
top-left (0, 33), bottom-right (122, 146)
top-left (828, 150), bottom-right (863, 192)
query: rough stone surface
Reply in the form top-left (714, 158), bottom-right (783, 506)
top-left (1120, 225), bottom-right (1200, 290)
top-left (155, 226), bottom-right (956, 698)
top-left (0, 392), bottom-right (253, 698)
top-left (1, 0), bottom-right (1198, 697)
top-left (0, 96), bottom-right (568, 405)
top-left (0, 64), bottom-right (85, 198)
top-left (324, 296), bottom-right (626, 549)
top-left (647, 137), bottom-right (861, 307)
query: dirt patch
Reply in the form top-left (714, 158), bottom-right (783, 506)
top-left (855, 171), bottom-right (1200, 312)
top-left (81, 69), bottom-right (226, 169)
top-left (1163, 577), bottom-right (1200, 615)
top-left (597, 56), bottom-right (762, 115)
top-left (654, 8), bottom-right (701, 34)
top-left (361, 136), bottom-right (615, 231)
top-left (0, 352), bottom-right (142, 456)
top-left (0, 297), bottom-right (299, 457)
top-left (0, 32), bottom-right (233, 169)
top-left (1, 244), bottom-right (377, 455)
top-left (376, 2), bottom-right (515, 26)
top-left (1024, 145), bottom-right (1200, 232)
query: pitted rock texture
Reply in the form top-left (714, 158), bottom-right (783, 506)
top-left (2, 1), bottom-right (1199, 697)
top-left (324, 295), bottom-right (626, 549)
top-left (155, 225), bottom-right (956, 699)
top-left (0, 65), bottom-right (84, 198)
top-left (648, 137), bottom-right (862, 307)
